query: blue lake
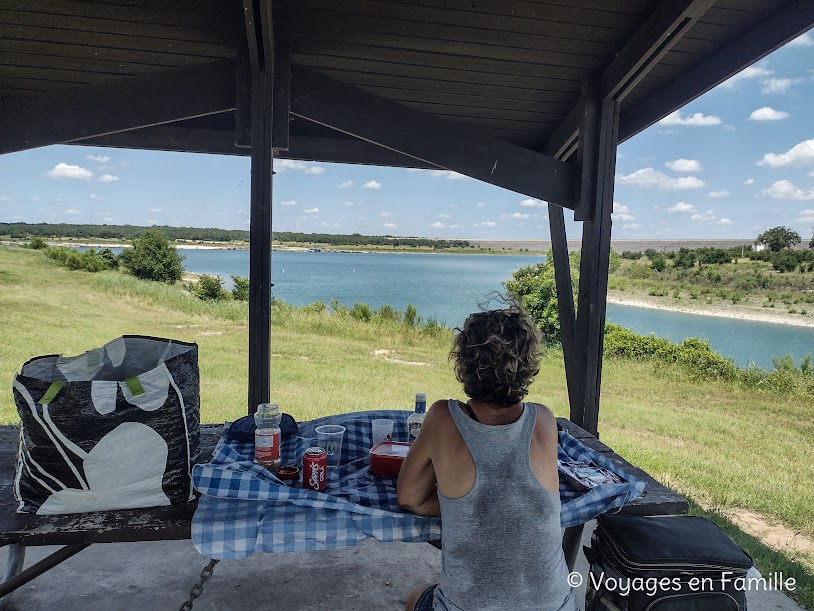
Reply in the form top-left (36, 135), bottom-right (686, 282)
top-left (106, 247), bottom-right (814, 369)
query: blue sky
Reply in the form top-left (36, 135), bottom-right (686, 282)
top-left (2, 33), bottom-right (814, 242)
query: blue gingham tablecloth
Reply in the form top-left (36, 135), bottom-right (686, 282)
top-left (192, 410), bottom-right (645, 559)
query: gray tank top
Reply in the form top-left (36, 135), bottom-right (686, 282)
top-left (433, 400), bottom-right (578, 611)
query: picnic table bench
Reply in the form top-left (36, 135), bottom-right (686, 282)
top-left (0, 419), bottom-right (687, 603)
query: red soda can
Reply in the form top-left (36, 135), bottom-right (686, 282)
top-left (303, 447), bottom-right (327, 491)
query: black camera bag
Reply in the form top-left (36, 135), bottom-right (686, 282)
top-left (585, 515), bottom-right (753, 611)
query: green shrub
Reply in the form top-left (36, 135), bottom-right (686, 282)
top-left (231, 275), bottom-right (250, 301)
top-left (302, 301), bottom-right (327, 314)
top-left (650, 254), bottom-right (666, 272)
top-left (404, 304), bottom-right (419, 327)
top-left (98, 248), bottom-right (119, 270)
top-left (194, 275), bottom-right (228, 301)
top-left (503, 254), bottom-right (569, 343)
top-left (119, 230), bottom-right (185, 284)
top-left (349, 302), bottom-right (373, 322)
top-left (378, 304), bottom-right (400, 322)
top-left (25, 237), bottom-right (48, 250)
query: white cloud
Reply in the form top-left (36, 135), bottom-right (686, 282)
top-left (665, 158), bottom-right (702, 172)
top-left (760, 180), bottom-right (814, 200)
top-left (148, 207), bottom-right (162, 213)
top-left (708, 190), bottom-right (730, 199)
top-left (519, 198), bottom-right (547, 208)
top-left (430, 222), bottom-right (447, 229)
top-left (795, 209), bottom-right (814, 223)
top-left (720, 65), bottom-right (773, 89)
top-left (787, 33), bottom-right (814, 47)
top-left (337, 180), bottom-right (353, 189)
top-left (509, 212), bottom-right (530, 219)
top-left (616, 167), bottom-right (706, 190)
top-left (90, 193), bottom-right (103, 200)
top-left (749, 107), bottom-right (789, 121)
top-left (611, 202), bottom-right (635, 222)
top-left (303, 207), bottom-right (320, 214)
top-left (85, 155), bottom-right (111, 163)
top-left (668, 201), bottom-right (696, 213)
top-left (343, 201), bottom-right (362, 207)
top-left (0, 196), bottom-right (11, 202)
top-left (44, 163), bottom-right (94, 180)
top-left (361, 180), bottom-right (382, 190)
top-left (690, 209), bottom-right (730, 224)
top-left (439, 213), bottom-right (452, 219)
top-left (280, 200), bottom-right (297, 207)
top-left (97, 174), bottom-right (119, 183)
top-left (380, 211), bottom-right (392, 217)
top-left (761, 78), bottom-right (802, 94)
top-left (450, 224), bottom-right (463, 229)
top-left (103, 217), bottom-right (114, 222)
top-left (65, 208), bottom-right (79, 215)
top-left (744, 178), bottom-right (755, 185)
top-left (758, 139), bottom-right (814, 167)
top-left (275, 159), bottom-right (325, 175)
top-left (623, 223), bottom-right (641, 229)
top-left (430, 170), bottom-right (469, 180)
top-left (474, 221), bottom-right (496, 228)
top-left (383, 223), bottom-right (397, 229)
top-left (475, 202), bottom-right (487, 208)
top-left (320, 222), bottom-right (330, 227)
top-left (658, 111), bottom-right (722, 126)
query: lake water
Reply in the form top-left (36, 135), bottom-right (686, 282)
top-left (122, 248), bottom-right (814, 369)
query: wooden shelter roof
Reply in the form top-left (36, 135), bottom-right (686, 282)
top-left (2, 0), bottom-right (811, 167)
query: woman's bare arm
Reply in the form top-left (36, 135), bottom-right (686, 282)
top-left (396, 402), bottom-right (444, 516)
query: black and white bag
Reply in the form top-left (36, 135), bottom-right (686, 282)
top-left (12, 336), bottom-right (200, 515)
top-left (585, 515), bottom-right (753, 611)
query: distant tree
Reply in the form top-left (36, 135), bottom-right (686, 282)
top-left (756, 226), bottom-right (801, 252)
top-left (25, 237), bottom-right (48, 250)
top-left (194, 275), bottom-right (228, 301)
top-left (119, 229), bottom-right (185, 284)
top-left (98, 247), bottom-right (119, 270)
top-left (810, 235), bottom-right (814, 249)
top-left (650, 254), bottom-right (666, 272)
top-left (504, 254), bottom-right (570, 343)
top-left (673, 248), bottom-right (696, 269)
top-left (231, 275), bottom-right (250, 301)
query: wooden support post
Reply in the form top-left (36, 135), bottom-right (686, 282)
top-left (573, 80), bottom-right (620, 435)
top-left (547, 205), bottom-right (580, 416)
top-left (245, 0), bottom-right (275, 414)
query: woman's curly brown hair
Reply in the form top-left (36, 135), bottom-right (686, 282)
top-left (450, 306), bottom-right (541, 408)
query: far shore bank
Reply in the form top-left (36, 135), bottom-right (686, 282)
top-left (607, 292), bottom-right (814, 329)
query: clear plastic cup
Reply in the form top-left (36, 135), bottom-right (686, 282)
top-left (371, 419), bottom-right (395, 446)
top-left (315, 424), bottom-right (346, 468)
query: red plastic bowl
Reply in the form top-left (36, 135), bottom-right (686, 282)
top-left (369, 441), bottom-right (412, 477)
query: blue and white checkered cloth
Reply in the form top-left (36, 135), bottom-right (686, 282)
top-left (192, 410), bottom-right (645, 559)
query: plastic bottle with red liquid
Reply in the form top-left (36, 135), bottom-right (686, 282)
top-left (254, 403), bottom-right (283, 470)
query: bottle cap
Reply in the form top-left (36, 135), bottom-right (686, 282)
top-left (415, 393), bottom-right (427, 413)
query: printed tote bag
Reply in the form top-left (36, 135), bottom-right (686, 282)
top-left (12, 335), bottom-right (200, 515)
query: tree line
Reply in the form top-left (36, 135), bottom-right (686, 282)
top-left (3, 223), bottom-right (471, 249)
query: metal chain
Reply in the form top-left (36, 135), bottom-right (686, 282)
top-left (179, 558), bottom-right (220, 611)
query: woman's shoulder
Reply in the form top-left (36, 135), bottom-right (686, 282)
top-left (526, 403), bottom-right (558, 440)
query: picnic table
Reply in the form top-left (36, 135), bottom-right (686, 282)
top-left (0, 416), bottom-right (687, 603)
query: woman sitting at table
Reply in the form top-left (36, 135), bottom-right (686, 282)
top-left (397, 306), bottom-right (578, 611)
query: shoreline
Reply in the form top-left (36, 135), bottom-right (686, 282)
top-left (607, 293), bottom-right (814, 329)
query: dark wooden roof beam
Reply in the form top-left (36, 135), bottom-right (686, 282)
top-left (620, 0), bottom-right (814, 142)
top-left (0, 59), bottom-right (236, 155)
top-left (290, 64), bottom-right (577, 208)
top-left (601, 0), bottom-right (716, 102)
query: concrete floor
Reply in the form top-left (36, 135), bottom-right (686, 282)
top-left (0, 522), bottom-right (804, 610)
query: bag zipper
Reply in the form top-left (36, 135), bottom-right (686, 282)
top-left (597, 530), bottom-right (749, 573)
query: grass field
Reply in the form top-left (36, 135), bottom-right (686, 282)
top-left (1, 246), bottom-right (812, 607)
